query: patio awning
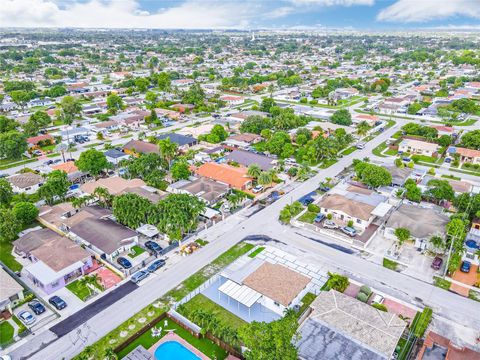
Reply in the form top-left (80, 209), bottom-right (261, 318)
top-left (218, 279), bottom-right (262, 308)
top-left (136, 224), bottom-right (159, 238)
top-left (372, 202), bottom-right (393, 218)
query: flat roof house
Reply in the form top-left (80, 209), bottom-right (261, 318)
top-left (398, 139), bottom-right (439, 157)
top-left (195, 162), bottom-right (253, 190)
top-left (297, 290), bottom-right (406, 360)
top-left (157, 133), bottom-right (198, 150)
top-left (7, 172), bottom-right (43, 194)
top-left (225, 149), bottom-right (275, 171)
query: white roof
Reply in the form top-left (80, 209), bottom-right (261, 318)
top-left (202, 207), bottom-right (220, 219)
top-left (371, 202), bottom-right (393, 217)
top-left (24, 260), bottom-right (83, 285)
top-left (218, 279), bottom-right (262, 308)
top-left (136, 224), bottom-right (159, 238)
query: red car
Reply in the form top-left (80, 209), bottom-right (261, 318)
top-left (431, 257), bottom-right (443, 270)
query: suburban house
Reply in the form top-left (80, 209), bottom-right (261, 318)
top-left (447, 146), bottom-right (480, 164)
top-left (194, 162), bottom-right (253, 190)
top-left (157, 133), bottom-right (198, 150)
top-left (296, 290), bottom-right (406, 360)
top-left (317, 184), bottom-right (391, 231)
top-left (464, 219), bottom-right (480, 266)
top-left (398, 139), bottom-right (439, 157)
top-left (384, 204), bottom-right (449, 250)
top-left (223, 133), bottom-right (262, 149)
top-left (14, 228), bottom-right (93, 295)
top-left (104, 148), bottom-right (130, 166)
top-left (386, 166), bottom-right (413, 187)
top-left (352, 113), bottom-right (379, 126)
top-left (225, 149), bottom-right (276, 171)
top-left (219, 95), bottom-right (243, 106)
top-left (123, 140), bottom-right (159, 156)
top-left (168, 177), bottom-right (230, 205)
top-left (0, 267), bottom-right (24, 315)
top-left (416, 331), bottom-right (480, 360)
top-left (7, 172), bottom-right (44, 194)
top-left (331, 87), bottom-right (359, 100)
top-left (60, 126), bottom-right (90, 141)
top-left (26, 134), bottom-right (54, 147)
top-left (52, 161), bottom-right (87, 183)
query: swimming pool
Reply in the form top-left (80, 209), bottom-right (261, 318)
top-left (154, 340), bottom-right (201, 360)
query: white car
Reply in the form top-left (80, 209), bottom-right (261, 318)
top-left (18, 310), bottom-right (36, 325)
top-left (252, 185), bottom-right (264, 194)
top-left (323, 220), bottom-right (338, 229)
top-left (371, 294), bottom-right (384, 305)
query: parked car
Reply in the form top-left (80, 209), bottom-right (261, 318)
top-left (52, 159), bottom-right (62, 164)
top-left (145, 241), bottom-right (162, 253)
top-left (131, 270), bottom-right (149, 283)
top-left (356, 142), bottom-right (366, 149)
top-left (317, 185), bottom-right (330, 192)
top-left (147, 259), bottom-right (166, 273)
top-left (44, 159), bottom-right (54, 165)
top-left (117, 256), bottom-right (132, 269)
top-left (18, 310), bottom-right (36, 325)
top-left (371, 294), bottom-right (384, 305)
top-left (341, 226), bottom-right (357, 237)
top-left (323, 220), bottom-right (338, 229)
top-left (298, 195), bottom-right (314, 206)
top-left (49, 296), bottom-right (67, 310)
top-left (314, 213), bottom-right (325, 223)
top-left (460, 261), bottom-right (471, 273)
top-left (28, 300), bottom-right (46, 315)
top-left (431, 257), bottom-right (443, 270)
top-left (252, 185), bottom-right (264, 194)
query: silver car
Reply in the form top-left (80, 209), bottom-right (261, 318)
top-left (130, 270), bottom-right (149, 283)
top-left (323, 220), bottom-right (338, 229)
top-left (18, 310), bottom-right (36, 325)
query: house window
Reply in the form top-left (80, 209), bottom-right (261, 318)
top-left (356, 219), bottom-right (362, 224)
top-left (274, 301), bottom-right (280, 306)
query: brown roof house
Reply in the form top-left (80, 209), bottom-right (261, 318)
top-left (0, 267), bottom-right (24, 314)
top-left (296, 290), bottom-right (407, 360)
top-left (168, 177), bottom-right (229, 205)
top-left (15, 228), bottom-right (93, 295)
top-left (215, 259), bottom-right (312, 322)
top-left (7, 172), bottom-right (44, 194)
top-left (123, 140), bottom-right (159, 156)
top-left (416, 331), bottom-right (480, 360)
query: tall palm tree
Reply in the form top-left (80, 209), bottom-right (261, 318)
top-left (247, 164), bottom-right (261, 179)
top-left (104, 348), bottom-right (118, 360)
top-left (93, 187), bottom-right (113, 208)
top-left (158, 138), bottom-right (178, 169)
top-left (258, 171), bottom-right (273, 186)
top-left (356, 121), bottom-right (371, 137)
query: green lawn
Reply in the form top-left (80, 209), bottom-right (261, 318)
top-left (0, 242), bottom-right (23, 272)
top-left (372, 142), bottom-right (388, 157)
top-left (0, 321), bottom-right (14, 346)
top-left (66, 278), bottom-right (104, 301)
top-left (117, 317), bottom-right (228, 360)
top-left (248, 246), bottom-right (265, 258)
top-left (0, 158), bottom-right (37, 170)
top-left (195, 239), bottom-right (209, 247)
top-left (12, 315), bottom-right (27, 335)
top-left (341, 146), bottom-right (356, 156)
top-left (411, 154), bottom-right (439, 164)
top-left (385, 148), bottom-right (398, 156)
top-left (179, 294), bottom-right (247, 331)
top-left (392, 131), bottom-right (402, 139)
top-left (298, 211), bottom-right (317, 224)
top-left (127, 245), bottom-right (146, 258)
top-left (298, 292), bottom-right (317, 316)
top-left (383, 258), bottom-right (398, 271)
top-left (433, 276), bottom-right (451, 290)
top-left (319, 158), bottom-right (337, 169)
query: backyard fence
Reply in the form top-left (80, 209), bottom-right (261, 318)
top-left (167, 309), bottom-right (201, 336)
top-left (173, 274), bottom-right (220, 309)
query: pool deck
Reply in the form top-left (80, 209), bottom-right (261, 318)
top-left (148, 331), bottom-right (210, 360)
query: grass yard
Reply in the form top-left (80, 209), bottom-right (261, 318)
top-left (392, 131), bottom-right (402, 139)
top-left (341, 146), bottom-right (356, 156)
top-left (195, 239), bottom-right (209, 247)
top-left (117, 317), bottom-right (228, 360)
top-left (411, 154), bottom-right (440, 164)
top-left (319, 158), bottom-right (337, 169)
top-left (0, 158), bottom-right (37, 170)
top-left (385, 148), bottom-right (398, 156)
top-left (0, 321), bottom-right (14, 346)
top-left (66, 278), bottom-right (104, 301)
top-left (248, 246), bottom-right (265, 258)
top-left (383, 258), bottom-right (398, 271)
top-left (0, 242), bottom-right (23, 272)
top-left (372, 142), bottom-right (388, 157)
top-left (433, 276), bottom-right (451, 290)
top-left (298, 292), bottom-right (317, 316)
top-left (127, 245), bottom-right (146, 258)
top-left (179, 294), bottom-right (247, 331)
top-left (298, 211), bottom-right (317, 224)
top-left (12, 315), bottom-right (26, 335)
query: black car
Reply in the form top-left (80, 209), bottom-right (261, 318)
top-left (49, 296), bottom-right (67, 310)
top-left (28, 300), bottom-right (46, 315)
top-left (147, 259), bottom-right (166, 273)
top-left (145, 241), bottom-right (162, 253)
top-left (44, 159), bottom-right (54, 165)
top-left (117, 256), bottom-right (132, 269)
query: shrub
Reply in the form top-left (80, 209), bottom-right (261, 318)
top-left (327, 213), bottom-right (333, 220)
top-left (307, 203), bottom-right (320, 213)
top-left (359, 285), bottom-right (372, 297)
top-left (356, 292), bottom-right (369, 303)
top-left (326, 272), bottom-right (349, 292)
top-left (372, 303), bottom-right (388, 312)
top-left (347, 220), bottom-right (354, 227)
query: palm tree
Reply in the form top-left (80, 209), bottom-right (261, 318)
top-left (79, 276), bottom-right (92, 298)
top-left (247, 164), bottom-right (261, 179)
top-left (104, 347), bottom-right (117, 360)
top-left (356, 121), bottom-right (371, 137)
top-left (88, 273), bottom-right (102, 291)
top-left (93, 187), bottom-right (113, 208)
top-left (158, 138), bottom-right (178, 169)
top-left (258, 171), bottom-right (273, 186)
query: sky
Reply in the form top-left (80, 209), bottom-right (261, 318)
top-left (1, 0), bottom-right (480, 30)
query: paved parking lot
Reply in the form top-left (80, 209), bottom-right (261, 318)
top-left (14, 301), bottom-right (57, 333)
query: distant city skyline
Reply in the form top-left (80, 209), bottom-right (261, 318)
top-left (1, 0), bottom-right (480, 30)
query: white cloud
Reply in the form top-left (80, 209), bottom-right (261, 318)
top-left (0, 0), bottom-right (259, 29)
top-left (377, 0), bottom-right (480, 22)
top-left (290, 0), bottom-right (374, 6)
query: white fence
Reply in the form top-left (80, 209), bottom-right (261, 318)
top-left (173, 274), bottom-right (220, 309)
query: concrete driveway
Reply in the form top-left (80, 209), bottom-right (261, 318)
top-left (14, 301), bottom-right (57, 333)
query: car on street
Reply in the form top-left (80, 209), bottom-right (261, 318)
top-left (130, 270), bottom-right (149, 283)
top-left (28, 299), bottom-right (46, 315)
top-left (147, 259), bottom-right (166, 273)
top-left (323, 220), bottom-right (338, 229)
top-left (18, 310), bottom-right (36, 325)
top-left (341, 226), bottom-right (357, 237)
top-left (145, 241), bottom-right (162, 253)
top-left (298, 195), bottom-right (314, 206)
top-left (371, 294), bottom-right (384, 305)
top-left (252, 185), bottom-right (264, 194)
top-left (314, 213), bottom-right (325, 223)
top-left (44, 159), bottom-right (54, 165)
top-left (356, 142), bottom-right (366, 149)
top-left (431, 257), bottom-right (443, 270)
top-left (460, 261), bottom-right (471, 273)
top-left (49, 296), bottom-right (67, 310)
top-left (317, 185), bottom-right (330, 192)
top-left (117, 256), bottom-right (132, 269)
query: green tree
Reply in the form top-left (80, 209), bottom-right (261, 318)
top-left (12, 202), bottom-right (39, 226)
top-left (23, 111), bottom-right (51, 135)
top-left (247, 164), bottom-right (261, 179)
top-left (182, 83), bottom-right (205, 106)
top-left (404, 179), bottom-right (422, 202)
top-left (134, 77), bottom-right (150, 93)
top-left (354, 161), bottom-right (392, 188)
top-left (260, 97), bottom-right (276, 113)
top-left (58, 96), bottom-right (82, 125)
top-left (76, 149), bottom-right (110, 177)
top-left (0, 116), bottom-right (18, 133)
top-left (258, 171), bottom-right (273, 186)
top-left (407, 102), bottom-right (422, 115)
top-left (239, 311), bottom-right (299, 360)
top-left (326, 272), bottom-right (350, 292)
top-left (171, 160), bottom-right (191, 181)
top-left (156, 72), bottom-right (171, 91)
top-left (330, 109), bottom-right (352, 126)
top-left (356, 121), bottom-right (371, 136)
top-left (426, 179), bottom-right (454, 203)
top-left (0, 179), bottom-right (13, 208)
top-left (38, 170), bottom-right (70, 205)
top-left (460, 130), bottom-right (480, 150)
top-left (106, 94), bottom-right (124, 114)
top-left (157, 138), bottom-right (178, 169)
top-left (113, 193), bottom-right (152, 229)
top-left (0, 131), bottom-right (28, 160)
top-left (0, 209), bottom-right (21, 243)
top-left (394, 228), bottom-right (410, 245)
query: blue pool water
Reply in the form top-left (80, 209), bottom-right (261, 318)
top-left (154, 341), bottom-right (200, 360)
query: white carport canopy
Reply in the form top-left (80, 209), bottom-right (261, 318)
top-left (372, 202), bottom-right (393, 217)
top-left (218, 279), bottom-right (261, 308)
